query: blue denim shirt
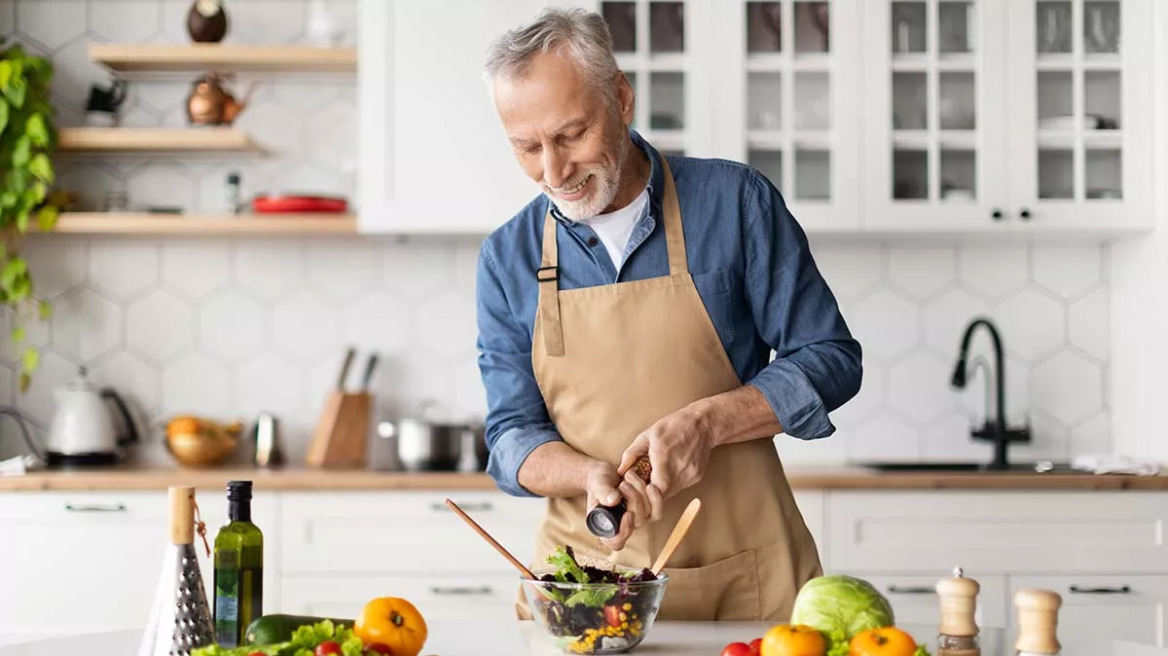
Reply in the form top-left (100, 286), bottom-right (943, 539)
top-left (475, 129), bottom-right (862, 497)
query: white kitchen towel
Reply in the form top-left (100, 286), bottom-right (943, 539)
top-left (1071, 454), bottom-right (1161, 476)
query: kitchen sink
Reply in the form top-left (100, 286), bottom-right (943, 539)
top-left (859, 460), bottom-right (1079, 473)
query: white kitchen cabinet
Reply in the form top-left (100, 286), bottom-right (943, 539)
top-left (1009, 575), bottom-right (1168, 647)
top-left (280, 491), bottom-right (546, 575)
top-left (0, 490), bottom-right (277, 647)
top-left (282, 574), bottom-right (520, 622)
top-left (358, 0), bottom-right (561, 234)
top-left (826, 490), bottom-right (1168, 574)
top-left (863, 0), bottom-right (1154, 234)
top-left (712, 0), bottom-right (864, 231)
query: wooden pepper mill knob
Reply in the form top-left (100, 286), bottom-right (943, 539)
top-left (937, 566), bottom-right (980, 637)
top-left (1014, 588), bottom-right (1062, 655)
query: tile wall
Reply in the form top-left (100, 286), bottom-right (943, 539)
top-left (0, 1), bottom-right (1112, 468)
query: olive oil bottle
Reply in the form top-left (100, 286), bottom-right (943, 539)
top-left (213, 480), bottom-right (263, 647)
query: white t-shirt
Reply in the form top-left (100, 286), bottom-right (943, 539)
top-left (583, 187), bottom-right (649, 272)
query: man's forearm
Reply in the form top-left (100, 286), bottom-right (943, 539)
top-left (695, 384), bottom-right (785, 447)
top-left (516, 441), bottom-right (599, 498)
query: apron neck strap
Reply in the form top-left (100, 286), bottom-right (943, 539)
top-left (659, 156), bottom-right (688, 276)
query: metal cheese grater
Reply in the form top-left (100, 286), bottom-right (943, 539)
top-left (139, 486), bottom-right (215, 656)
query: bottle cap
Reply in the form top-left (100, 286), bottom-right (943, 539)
top-left (1014, 588), bottom-right (1062, 655)
top-left (937, 566), bottom-right (981, 637)
top-left (227, 480), bottom-right (253, 502)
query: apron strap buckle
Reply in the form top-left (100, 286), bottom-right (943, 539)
top-left (536, 266), bottom-right (559, 283)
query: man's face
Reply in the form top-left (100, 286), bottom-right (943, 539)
top-left (492, 51), bottom-right (634, 221)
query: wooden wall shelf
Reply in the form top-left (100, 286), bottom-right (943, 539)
top-left (88, 43), bottom-right (357, 73)
top-left (46, 213), bottom-right (357, 235)
top-left (57, 127), bottom-right (264, 153)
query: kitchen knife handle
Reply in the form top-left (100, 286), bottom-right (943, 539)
top-left (430, 586), bottom-right (493, 596)
top-left (886, 585), bottom-right (935, 594)
top-left (65, 503), bottom-right (127, 513)
top-left (1069, 584), bottom-right (1131, 594)
top-left (432, 501), bottom-right (493, 512)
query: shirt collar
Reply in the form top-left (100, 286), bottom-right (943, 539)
top-left (548, 128), bottom-right (665, 225)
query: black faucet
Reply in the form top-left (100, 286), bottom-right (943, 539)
top-left (950, 317), bottom-right (1031, 470)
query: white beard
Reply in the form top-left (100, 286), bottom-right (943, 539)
top-left (543, 134), bottom-right (628, 222)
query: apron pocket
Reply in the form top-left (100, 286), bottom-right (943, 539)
top-left (657, 549), bottom-right (761, 621)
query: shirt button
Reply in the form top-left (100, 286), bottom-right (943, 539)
top-left (587, 237), bottom-right (599, 247)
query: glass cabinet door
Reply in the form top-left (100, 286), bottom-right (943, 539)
top-left (714, 0), bottom-right (862, 231)
top-left (864, 0), bottom-right (1007, 230)
top-left (593, 0), bottom-right (710, 157)
top-left (1006, 0), bottom-right (1152, 229)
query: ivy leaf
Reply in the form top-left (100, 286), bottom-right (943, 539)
top-left (28, 153), bottom-right (51, 183)
top-left (31, 181), bottom-right (46, 204)
top-left (5, 75), bottom-right (27, 109)
top-left (36, 204), bottom-right (57, 231)
top-left (37, 299), bottom-right (51, 320)
top-left (6, 168), bottom-right (26, 193)
top-left (1, 191), bottom-right (16, 208)
top-left (10, 274), bottom-right (30, 300)
top-left (0, 100), bottom-right (9, 139)
top-left (0, 61), bottom-right (12, 93)
top-left (15, 208), bottom-right (27, 232)
top-left (21, 346), bottom-right (38, 372)
top-left (12, 134), bottom-right (30, 167)
top-left (11, 326), bottom-right (24, 344)
top-left (25, 112), bottom-right (47, 146)
top-left (18, 371), bottom-right (29, 393)
top-left (1, 257), bottom-right (26, 289)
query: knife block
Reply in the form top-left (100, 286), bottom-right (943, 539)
top-left (306, 391), bottom-right (370, 468)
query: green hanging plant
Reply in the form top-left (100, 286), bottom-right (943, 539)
top-left (0, 37), bottom-right (62, 392)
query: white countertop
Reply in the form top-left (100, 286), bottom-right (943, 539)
top-left (0, 622), bottom-right (1162, 656)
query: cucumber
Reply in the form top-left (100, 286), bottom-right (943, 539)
top-left (243, 614), bottom-right (354, 646)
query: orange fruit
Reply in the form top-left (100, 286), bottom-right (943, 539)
top-left (849, 626), bottom-right (917, 656)
top-left (354, 597), bottom-right (427, 656)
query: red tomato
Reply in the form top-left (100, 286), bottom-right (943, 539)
top-left (750, 638), bottom-right (763, 654)
top-left (722, 642), bottom-right (755, 656)
top-left (364, 644), bottom-right (394, 655)
top-left (248, 652), bottom-right (266, 656)
top-left (315, 642), bottom-right (342, 656)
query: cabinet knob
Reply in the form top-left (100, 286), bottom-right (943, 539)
top-left (886, 584), bottom-right (935, 594)
top-left (432, 501), bottom-right (493, 512)
top-left (65, 503), bottom-right (127, 513)
top-left (430, 586), bottom-right (493, 596)
top-left (991, 209), bottom-right (1003, 221)
top-left (1069, 584), bottom-right (1131, 594)
top-left (1019, 208), bottom-right (1032, 220)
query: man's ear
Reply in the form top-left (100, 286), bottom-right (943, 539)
top-left (617, 73), bottom-right (635, 126)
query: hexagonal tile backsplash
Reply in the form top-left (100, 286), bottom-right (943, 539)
top-left (0, 1), bottom-right (1112, 468)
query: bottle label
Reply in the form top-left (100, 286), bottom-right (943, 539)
top-left (214, 568), bottom-right (240, 646)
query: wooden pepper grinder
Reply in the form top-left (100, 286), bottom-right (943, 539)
top-left (1014, 588), bottom-right (1062, 656)
top-left (936, 566), bottom-right (981, 656)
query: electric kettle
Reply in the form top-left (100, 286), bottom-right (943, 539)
top-left (44, 366), bottom-right (139, 467)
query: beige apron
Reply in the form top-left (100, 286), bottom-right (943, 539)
top-left (518, 158), bottom-right (821, 622)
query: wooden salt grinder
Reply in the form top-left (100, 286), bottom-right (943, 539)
top-left (936, 566), bottom-right (981, 656)
top-left (1014, 588), bottom-right (1062, 655)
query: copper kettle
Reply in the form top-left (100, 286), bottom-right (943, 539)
top-left (186, 73), bottom-right (254, 126)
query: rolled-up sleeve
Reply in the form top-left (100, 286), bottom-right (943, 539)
top-left (742, 171), bottom-right (863, 439)
top-left (476, 240), bottom-right (562, 496)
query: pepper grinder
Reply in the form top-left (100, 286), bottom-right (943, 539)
top-left (1014, 588), bottom-right (1062, 656)
top-left (586, 456), bottom-right (652, 538)
top-left (936, 566), bottom-right (981, 656)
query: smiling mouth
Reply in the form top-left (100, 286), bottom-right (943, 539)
top-left (556, 174), bottom-right (593, 198)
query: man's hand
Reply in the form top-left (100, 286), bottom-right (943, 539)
top-left (585, 461), bottom-right (659, 551)
top-left (617, 403), bottom-right (715, 505)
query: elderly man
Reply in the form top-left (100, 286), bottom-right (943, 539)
top-left (475, 8), bottom-right (862, 621)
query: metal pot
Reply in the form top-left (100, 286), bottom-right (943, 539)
top-left (374, 416), bottom-right (486, 472)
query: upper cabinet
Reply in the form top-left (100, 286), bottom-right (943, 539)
top-left (864, 0), bottom-right (1153, 233)
top-left (357, 0), bottom-right (1159, 237)
top-left (358, 0), bottom-right (554, 234)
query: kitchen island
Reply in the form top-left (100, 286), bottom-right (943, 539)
top-left (0, 621), bottom-right (1161, 656)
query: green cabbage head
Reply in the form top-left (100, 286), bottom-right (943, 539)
top-left (790, 575), bottom-right (896, 647)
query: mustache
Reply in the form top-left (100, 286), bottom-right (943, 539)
top-left (542, 173), bottom-right (593, 193)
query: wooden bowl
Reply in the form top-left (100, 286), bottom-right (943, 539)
top-left (166, 431), bottom-right (238, 468)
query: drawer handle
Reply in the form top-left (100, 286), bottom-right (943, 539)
top-left (65, 503), bottom-right (127, 513)
top-left (1069, 585), bottom-right (1131, 595)
top-left (431, 502), bottom-right (493, 512)
top-left (886, 585), bottom-right (935, 595)
top-left (430, 586), bottom-right (494, 596)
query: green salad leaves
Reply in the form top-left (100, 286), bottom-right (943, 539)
top-left (542, 546), bottom-right (618, 608)
top-left (193, 619), bottom-right (364, 656)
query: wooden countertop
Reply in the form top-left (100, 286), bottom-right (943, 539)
top-left (1, 465), bottom-right (1166, 491)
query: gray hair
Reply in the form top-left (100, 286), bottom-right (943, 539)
top-left (484, 7), bottom-right (622, 105)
